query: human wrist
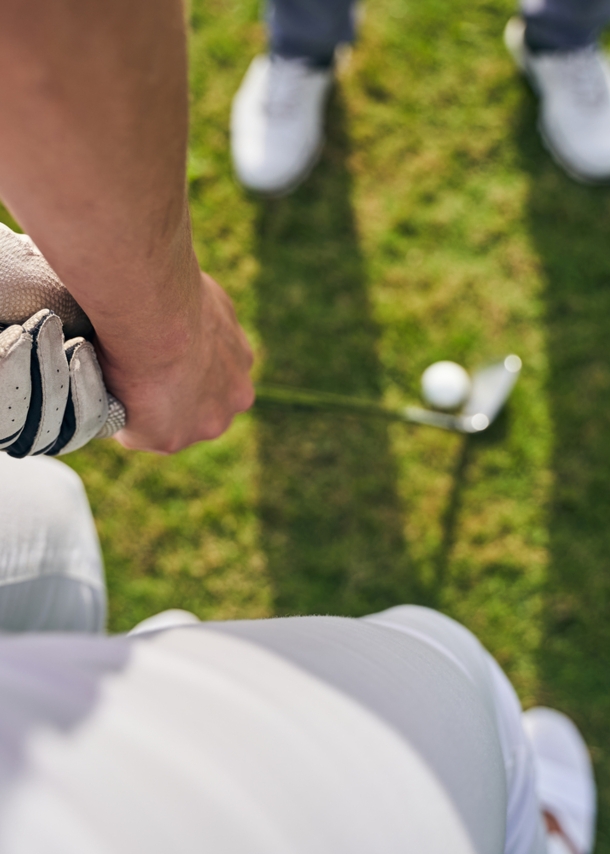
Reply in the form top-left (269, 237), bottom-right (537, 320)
top-left (92, 241), bottom-right (207, 385)
top-left (98, 268), bottom-right (205, 376)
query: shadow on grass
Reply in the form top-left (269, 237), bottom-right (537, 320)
top-left (432, 436), bottom-right (471, 595)
top-left (431, 408), bottom-right (512, 597)
top-left (252, 90), bottom-right (415, 616)
top-left (516, 92), bottom-right (610, 848)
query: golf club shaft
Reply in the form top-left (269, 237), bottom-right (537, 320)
top-left (254, 384), bottom-right (465, 431)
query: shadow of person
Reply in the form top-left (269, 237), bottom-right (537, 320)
top-left (516, 90), bottom-right (610, 835)
top-left (251, 89), bottom-right (415, 618)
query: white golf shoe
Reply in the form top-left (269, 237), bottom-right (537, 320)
top-left (505, 17), bottom-right (610, 183)
top-left (523, 707), bottom-right (596, 854)
top-left (231, 55), bottom-right (333, 195)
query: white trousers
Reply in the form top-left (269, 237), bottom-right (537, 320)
top-left (0, 454), bottom-right (105, 632)
top-left (0, 455), bottom-right (546, 854)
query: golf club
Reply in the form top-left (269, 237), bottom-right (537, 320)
top-left (254, 355), bottom-right (522, 434)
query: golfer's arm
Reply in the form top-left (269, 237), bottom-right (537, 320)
top-left (0, 0), bottom-right (254, 452)
top-left (0, 0), bottom-right (197, 374)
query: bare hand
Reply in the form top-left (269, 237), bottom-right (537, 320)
top-left (97, 270), bottom-right (254, 454)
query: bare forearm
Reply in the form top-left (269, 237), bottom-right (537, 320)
top-left (0, 0), bottom-right (195, 369)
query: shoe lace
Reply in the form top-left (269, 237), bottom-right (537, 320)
top-left (561, 46), bottom-right (609, 108)
top-left (265, 58), bottom-right (311, 119)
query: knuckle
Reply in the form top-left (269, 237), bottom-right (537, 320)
top-left (201, 415), bottom-right (232, 441)
top-left (116, 430), bottom-right (180, 456)
top-left (236, 382), bottom-right (255, 413)
top-left (153, 435), bottom-right (181, 454)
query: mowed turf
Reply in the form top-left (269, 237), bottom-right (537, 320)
top-left (5, 0), bottom-right (610, 845)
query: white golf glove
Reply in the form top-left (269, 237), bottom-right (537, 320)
top-left (0, 224), bottom-right (126, 456)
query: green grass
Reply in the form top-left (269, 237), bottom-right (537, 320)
top-left (9, 0), bottom-right (610, 846)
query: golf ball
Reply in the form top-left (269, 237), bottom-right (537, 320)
top-left (421, 361), bottom-right (471, 411)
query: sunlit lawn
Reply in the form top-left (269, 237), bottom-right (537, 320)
top-left (40, 0), bottom-right (610, 846)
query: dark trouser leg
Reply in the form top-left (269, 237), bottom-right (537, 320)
top-left (522, 0), bottom-right (610, 50)
top-left (268, 0), bottom-right (356, 65)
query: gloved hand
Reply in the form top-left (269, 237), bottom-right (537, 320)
top-left (0, 224), bottom-right (126, 456)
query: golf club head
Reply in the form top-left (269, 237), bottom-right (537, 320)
top-left (403, 355), bottom-right (521, 433)
top-left (459, 355), bottom-right (521, 432)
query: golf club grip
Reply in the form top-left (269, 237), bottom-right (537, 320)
top-left (96, 394), bottom-right (127, 439)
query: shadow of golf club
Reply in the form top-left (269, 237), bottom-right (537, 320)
top-left (516, 90), bottom-right (610, 848)
top-left (251, 88), bottom-right (417, 617)
top-left (430, 406), bottom-right (512, 601)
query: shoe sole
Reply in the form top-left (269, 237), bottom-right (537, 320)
top-left (504, 18), bottom-right (610, 186)
top-left (237, 135), bottom-right (327, 199)
top-left (537, 121), bottom-right (610, 185)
